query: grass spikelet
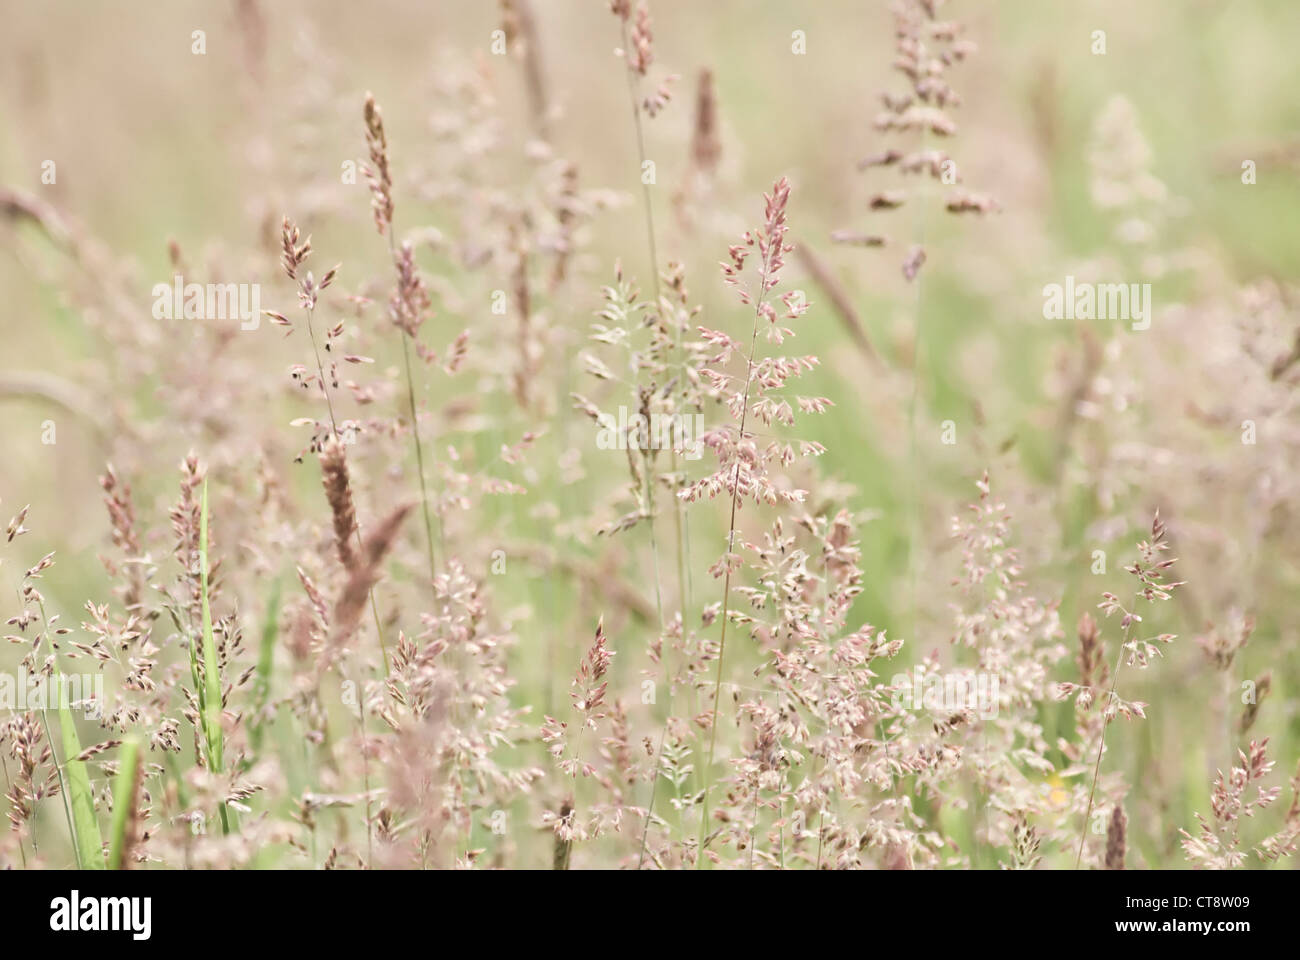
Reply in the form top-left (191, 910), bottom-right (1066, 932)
top-left (331, 502), bottom-right (414, 650)
top-left (320, 437), bottom-right (358, 570)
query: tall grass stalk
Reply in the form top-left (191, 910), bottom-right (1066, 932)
top-left (107, 736), bottom-right (141, 869)
top-left (303, 300), bottom-right (391, 674)
top-left (1076, 596), bottom-right (1136, 869)
top-left (695, 272), bottom-right (771, 867)
top-left (364, 92), bottom-right (443, 589)
top-left (390, 229), bottom-right (443, 585)
top-left (613, 13), bottom-right (693, 865)
top-left (198, 480), bottom-right (232, 835)
top-left (249, 575), bottom-right (281, 758)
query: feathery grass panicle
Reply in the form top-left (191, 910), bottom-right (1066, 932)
top-left (498, 0), bottom-right (552, 141)
top-left (834, 0), bottom-right (992, 278)
top-left (689, 68), bottom-right (719, 175)
top-left (1180, 738), bottom-right (1297, 869)
top-left (331, 502), bottom-right (413, 651)
top-left (363, 93), bottom-right (394, 236)
top-left (320, 436), bottom-right (358, 571)
top-left (689, 176), bottom-right (826, 864)
top-left (359, 93), bottom-right (441, 586)
top-left (542, 619), bottom-right (615, 868)
top-left (1069, 512), bottom-right (1184, 868)
top-left (1104, 805), bottom-right (1127, 870)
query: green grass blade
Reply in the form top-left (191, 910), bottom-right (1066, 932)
top-left (249, 576), bottom-right (281, 757)
top-left (57, 691), bottom-right (105, 870)
top-left (107, 736), bottom-right (141, 869)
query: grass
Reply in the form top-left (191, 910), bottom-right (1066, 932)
top-left (107, 735), bottom-right (141, 870)
top-left (56, 682), bottom-right (104, 870)
top-left (0, 0), bottom-right (1298, 871)
top-left (197, 479), bottom-right (233, 836)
